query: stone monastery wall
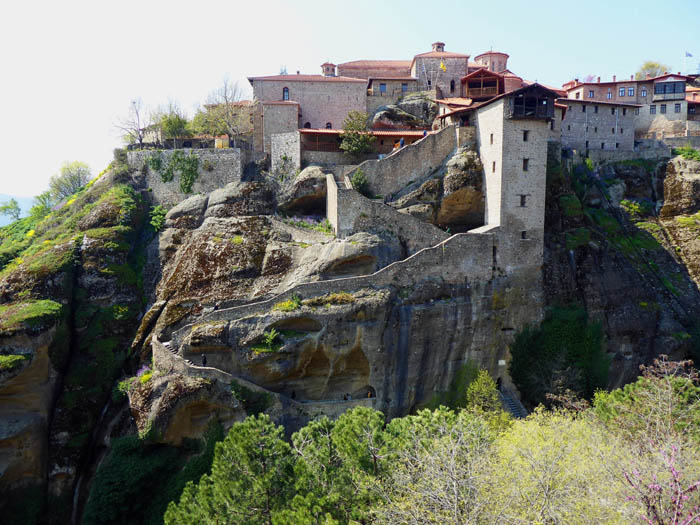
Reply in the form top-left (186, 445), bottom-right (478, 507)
top-left (349, 125), bottom-right (457, 199)
top-left (127, 148), bottom-right (244, 208)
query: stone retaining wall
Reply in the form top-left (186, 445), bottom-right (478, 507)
top-left (128, 148), bottom-right (244, 207)
top-left (271, 132), bottom-right (301, 176)
top-left (302, 150), bottom-right (376, 166)
top-left (327, 174), bottom-right (449, 251)
top-left (348, 125), bottom-right (457, 198)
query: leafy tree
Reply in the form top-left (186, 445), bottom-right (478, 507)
top-left (191, 79), bottom-right (255, 145)
top-left (157, 102), bottom-right (191, 149)
top-left (165, 414), bottom-right (293, 525)
top-left (636, 60), bottom-right (671, 80)
top-left (0, 198), bottom-right (21, 221)
top-left (49, 161), bottom-right (91, 200)
top-left (466, 369), bottom-right (502, 414)
top-left (29, 191), bottom-right (55, 219)
top-left (350, 168), bottom-right (370, 197)
top-left (340, 110), bottom-right (376, 156)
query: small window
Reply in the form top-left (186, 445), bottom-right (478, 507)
top-left (594, 105), bottom-right (599, 113)
top-left (575, 92), bottom-right (580, 99)
top-left (567, 125), bottom-right (571, 131)
top-left (304, 122), bottom-right (311, 128)
top-left (660, 104), bottom-right (667, 114)
top-left (622, 108), bottom-right (627, 116)
top-left (690, 107), bottom-right (697, 115)
top-left (325, 122), bottom-right (332, 129)
top-left (492, 161), bottom-right (496, 173)
top-left (650, 105), bottom-right (656, 114)
top-left (606, 90), bottom-right (612, 99)
top-left (594, 126), bottom-right (598, 133)
top-left (523, 130), bottom-right (529, 142)
top-left (282, 87), bottom-right (289, 101)
top-left (401, 83), bottom-right (408, 92)
top-left (588, 90), bottom-right (594, 98)
top-left (379, 83), bottom-right (387, 94)
top-left (601, 142), bottom-right (605, 149)
top-left (427, 79), bottom-right (431, 87)
top-left (521, 230), bottom-right (527, 240)
top-left (582, 105), bottom-right (586, 113)
top-left (611, 108), bottom-right (615, 115)
top-left (635, 108), bottom-right (640, 115)
top-left (612, 127), bottom-right (615, 134)
top-left (616, 143), bottom-right (620, 149)
top-left (619, 87), bottom-right (625, 97)
top-left (550, 121), bottom-right (554, 131)
top-left (490, 133), bottom-right (494, 145)
top-left (621, 128), bottom-right (624, 134)
top-left (450, 79), bottom-right (455, 93)
top-left (520, 195), bottom-right (527, 207)
top-left (628, 87), bottom-right (634, 96)
top-left (641, 87), bottom-right (647, 97)
top-left (585, 140), bottom-right (589, 149)
top-left (523, 158), bottom-right (529, 171)
top-left (675, 103), bottom-right (681, 113)
top-left (585, 125), bottom-right (589, 132)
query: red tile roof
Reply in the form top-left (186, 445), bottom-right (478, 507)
top-left (436, 97), bottom-right (473, 107)
top-left (413, 51), bottom-right (469, 59)
top-left (262, 100), bottom-right (300, 106)
top-left (557, 97), bottom-right (641, 108)
top-left (299, 128), bottom-right (430, 137)
top-left (367, 76), bottom-right (417, 81)
top-left (563, 73), bottom-right (693, 91)
top-left (474, 51), bottom-right (510, 59)
top-left (248, 74), bottom-right (366, 83)
top-left (338, 60), bottom-right (412, 68)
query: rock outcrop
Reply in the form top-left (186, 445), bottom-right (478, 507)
top-left (371, 93), bottom-right (438, 130)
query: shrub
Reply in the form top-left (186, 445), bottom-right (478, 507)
top-left (303, 291), bottom-right (355, 307)
top-left (351, 168), bottom-right (371, 197)
top-left (0, 353), bottom-right (29, 371)
top-left (149, 205), bottom-right (167, 232)
top-left (273, 293), bottom-right (302, 312)
top-left (673, 145), bottom-right (700, 162)
top-left (509, 304), bottom-right (609, 407)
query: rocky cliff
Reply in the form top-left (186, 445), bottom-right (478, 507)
top-left (4, 147), bottom-right (700, 523)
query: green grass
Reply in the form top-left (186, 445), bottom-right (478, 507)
top-left (559, 194), bottom-right (583, 217)
top-left (273, 293), bottom-right (302, 312)
top-left (303, 291), bottom-right (355, 307)
top-left (284, 217), bottom-right (334, 235)
top-left (230, 235), bottom-right (244, 245)
top-left (676, 212), bottom-right (700, 231)
top-left (586, 208), bottom-right (621, 235)
top-left (565, 228), bottom-right (591, 250)
top-left (673, 146), bottom-right (700, 161)
top-left (620, 199), bottom-right (653, 218)
top-left (0, 354), bottom-right (29, 371)
top-left (0, 300), bottom-right (64, 334)
top-left (616, 158), bottom-right (658, 172)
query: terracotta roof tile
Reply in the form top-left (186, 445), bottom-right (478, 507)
top-left (337, 60), bottom-right (411, 68)
top-left (248, 74), bottom-right (366, 83)
top-left (299, 128), bottom-right (430, 137)
top-left (474, 51), bottom-right (510, 59)
top-left (413, 51), bottom-right (469, 59)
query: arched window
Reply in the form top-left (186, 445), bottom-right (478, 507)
top-left (304, 122), bottom-right (311, 128)
top-left (282, 87), bottom-right (289, 101)
top-left (325, 122), bottom-right (332, 129)
top-left (450, 79), bottom-right (455, 93)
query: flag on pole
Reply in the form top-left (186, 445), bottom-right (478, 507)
top-left (686, 52), bottom-right (694, 57)
top-left (439, 61), bottom-right (447, 72)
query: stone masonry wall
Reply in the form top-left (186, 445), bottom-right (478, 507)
top-left (561, 100), bottom-right (636, 152)
top-left (252, 79), bottom-right (366, 131)
top-left (326, 174), bottom-right (449, 252)
top-left (128, 148), bottom-right (244, 208)
top-left (348, 125), bottom-right (457, 198)
top-left (271, 131), bottom-right (301, 176)
top-left (262, 103), bottom-right (299, 153)
top-left (302, 150), bottom-right (376, 166)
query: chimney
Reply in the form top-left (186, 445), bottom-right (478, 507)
top-left (575, 78), bottom-right (579, 85)
top-left (630, 74), bottom-right (634, 81)
top-left (432, 41), bottom-right (445, 52)
top-left (613, 75), bottom-right (616, 82)
top-left (597, 77), bottom-right (601, 83)
top-left (678, 71), bottom-right (681, 75)
top-left (296, 70), bottom-right (300, 75)
top-left (664, 71), bottom-right (668, 75)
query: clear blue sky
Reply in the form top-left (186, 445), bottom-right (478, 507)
top-left (1, 0), bottom-right (698, 198)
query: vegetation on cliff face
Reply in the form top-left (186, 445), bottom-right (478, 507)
top-left (160, 358), bottom-right (700, 525)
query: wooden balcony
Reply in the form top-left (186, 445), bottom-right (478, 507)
top-left (465, 86), bottom-right (498, 98)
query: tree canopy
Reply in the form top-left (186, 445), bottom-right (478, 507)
top-left (340, 110), bottom-right (376, 156)
top-left (635, 60), bottom-right (672, 80)
top-left (0, 198), bottom-right (21, 221)
top-left (49, 161), bottom-right (91, 200)
top-left (191, 80), bottom-right (254, 144)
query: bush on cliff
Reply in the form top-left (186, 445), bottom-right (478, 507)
top-left (509, 304), bottom-right (609, 408)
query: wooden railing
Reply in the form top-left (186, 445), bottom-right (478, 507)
top-left (466, 86), bottom-right (498, 98)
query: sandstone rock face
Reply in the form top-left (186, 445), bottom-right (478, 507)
top-left (371, 94), bottom-right (438, 130)
top-left (390, 147), bottom-right (484, 231)
top-left (277, 166), bottom-right (328, 215)
top-left (660, 157), bottom-right (700, 218)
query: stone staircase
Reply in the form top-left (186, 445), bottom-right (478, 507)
top-left (499, 389), bottom-right (528, 419)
